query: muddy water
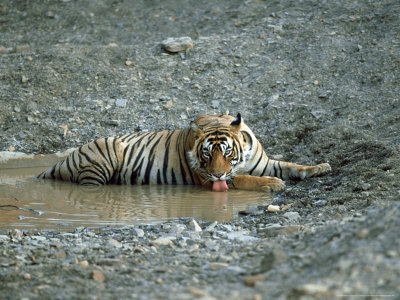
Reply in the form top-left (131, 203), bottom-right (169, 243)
top-left (0, 156), bottom-right (273, 229)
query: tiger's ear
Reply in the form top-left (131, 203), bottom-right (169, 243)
top-left (191, 122), bottom-right (204, 137)
top-left (230, 113), bottom-right (242, 132)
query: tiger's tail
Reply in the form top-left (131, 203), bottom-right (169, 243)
top-left (36, 137), bottom-right (124, 185)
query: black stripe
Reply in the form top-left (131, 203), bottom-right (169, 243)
top-left (278, 162), bottom-right (283, 179)
top-left (182, 130), bottom-right (194, 184)
top-left (78, 148), bottom-right (107, 183)
top-left (104, 138), bottom-right (115, 172)
top-left (128, 144), bottom-right (147, 184)
top-left (157, 169), bottom-right (162, 185)
top-left (121, 133), bottom-right (151, 181)
top-left (273, 162), bottom-right (278, 177)
top-left (171, 168), bottom-right (177, 185)
top-left (86, 144), bottom-right (110, 181)
top-left (162, 131), bottom-right (174, 184)
top-left (79, 176), bottom-right (104, 185)
top-left (50, 165), bottom-right (56, 179)
top-left (175, 131), bottom-right (188, 185)
top-left (143, 135), bottom-right (163, 184)
top-left (92, 140), bottom-right (111, 179)
top-left (131, 157), bottom-right (144, 185)
top-left (65, 156), bottom-right (74, 181)
top-left (249, 150), bottom-right (262, 175)
top-left (261, 157), bottom-right (270, 176)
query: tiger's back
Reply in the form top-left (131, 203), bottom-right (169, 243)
top-left (37, 129), bottom-right (200, 186)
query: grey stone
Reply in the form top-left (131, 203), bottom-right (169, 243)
top-left (161, 37), bottom-right (193, 53)
top-left (115, 98), bottom-right (127, 107)
top-left (283, 211), bottom-right (300, 221)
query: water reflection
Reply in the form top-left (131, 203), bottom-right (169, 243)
top-left (0, 166), bottom-right (272, 229)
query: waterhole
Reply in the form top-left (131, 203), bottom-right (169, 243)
top-left (0, 152), bottom-right (273, 230)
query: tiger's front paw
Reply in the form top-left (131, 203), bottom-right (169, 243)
top-left (260, 176), bottom-right (285, 193)
top-left (315, 163), bottom-right (331, 176)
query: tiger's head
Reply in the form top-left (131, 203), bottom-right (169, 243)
top-left (188, 113), bottom-right (253, 189)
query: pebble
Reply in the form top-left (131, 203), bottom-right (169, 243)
top-left (21, 75), bottom-right (28, 83)
top-left (226, 231), bottom-right (258, 243)
top-left (23, 273), bottom-right (32, 280)
top-left (313, 200), bottom-right (327, 207)
top-left (151, 236), bottom-right (175, 246)
top-left (260, 224), bottom-right (303, 237)
top-left (189, 287), bottom-right (210, 297)
top-left (357, 228), bottom-right (369, 239)
top-left (295, 283), bottom-right (329, 296)
top-left (267, 205), bottom-right (280, 212)
top-left (53, 249), bottom-right (67, 259)
top-left (209, 262), bottom-right (229, 270)
top-left (115, 98), bottom-right (127, 108)
top-left (79, 260), bottom-right (89, 267)
top-left (91, 269), bottom-right (106, 283)
top-left (125, 60), bottom-right (132, 66)
top-left (107, 238), bottom-right (123, 248)
top-left (132, 228), bottom-right (145, 238)
top-left (0, 235), bottom-right (9, 243)
top-left (205, 221), bottom-right (218, 232)
top-left (283, 212), bottom-right (300, 221)
top-left (11, 229), bottom-right (23, 241)
top-left (161, 36), bottom-right (193, 53)
top-left (31, 235), bottom-right (47, 241)
top-left (211, 100), bottom-right (220, 109)
top-left (243, 274), bottom-right (265, 287)
top-left (188, 219), bottom-right (202, 232)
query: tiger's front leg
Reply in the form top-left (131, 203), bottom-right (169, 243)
top-left (230, 175), bottom-right (285, 192)
top-left (277, 161), bottom-right (331, 180)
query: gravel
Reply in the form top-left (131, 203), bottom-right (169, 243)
top-left (1, 0), bottom-right (400, 299)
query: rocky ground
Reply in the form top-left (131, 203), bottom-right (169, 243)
top-left (1, 0), bottom-right (399, 299)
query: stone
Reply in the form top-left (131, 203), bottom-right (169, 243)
top-left (209, 262), bottom-right (229, 270)
top-left (107, 238), bottom-right (122, 248)
top-left (313, 200), bottom-right (327, 207)
top-left (53, 249), bottom-right (67, 259)
top-left (115, 98), bottom-right (127, 108)
top-left (189, 287), bottom-right (210, 297)
top-left (151, 236), bottom-right (175, 246)
top-left (260, 224), bottom-right (303, 237)
top-left (79, 260), bottom-right (89, 267)
top-left (91, 269), bottom-right (106, 283)
top-left (295, 283), bottom-right (329, 296)
top-left (204, 221), bottom-right (218, 232)
top-left (31, 235), bottom-right (47, 241)
top-left (226, 231), bottom-right (258, 243)
top-left (10, 229), bottom-right (23, 241)
top-left (0, 235), bottom-right (9, 243)
top-left (161, 36), bottom-right (193, 53)
top-left (132, 228), bottom-right (145, 238)
top-left (21, 75), bottom-right (28, 83)
top-left (283, 211), bottom-right (300, 221)
top-left (188, 219), bottom-right (202, 232)
top-left (267, 205), bottom-right (280, 212)
top-left (243, 274), bottom-right (265, 287)
top-left (211, 100), bottom-right (220, 109)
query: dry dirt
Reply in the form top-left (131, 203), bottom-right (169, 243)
top-left (0, 0), bottom-right (399, 299)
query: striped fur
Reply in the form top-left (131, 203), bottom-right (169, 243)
top-left (37, 113), bottom-right (331, 191)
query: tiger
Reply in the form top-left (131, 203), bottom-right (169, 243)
top-left (37, 113), bottom-right (331, 192)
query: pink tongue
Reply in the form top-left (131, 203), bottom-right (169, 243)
top-left (212, 180), bottom-right (229, 192)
